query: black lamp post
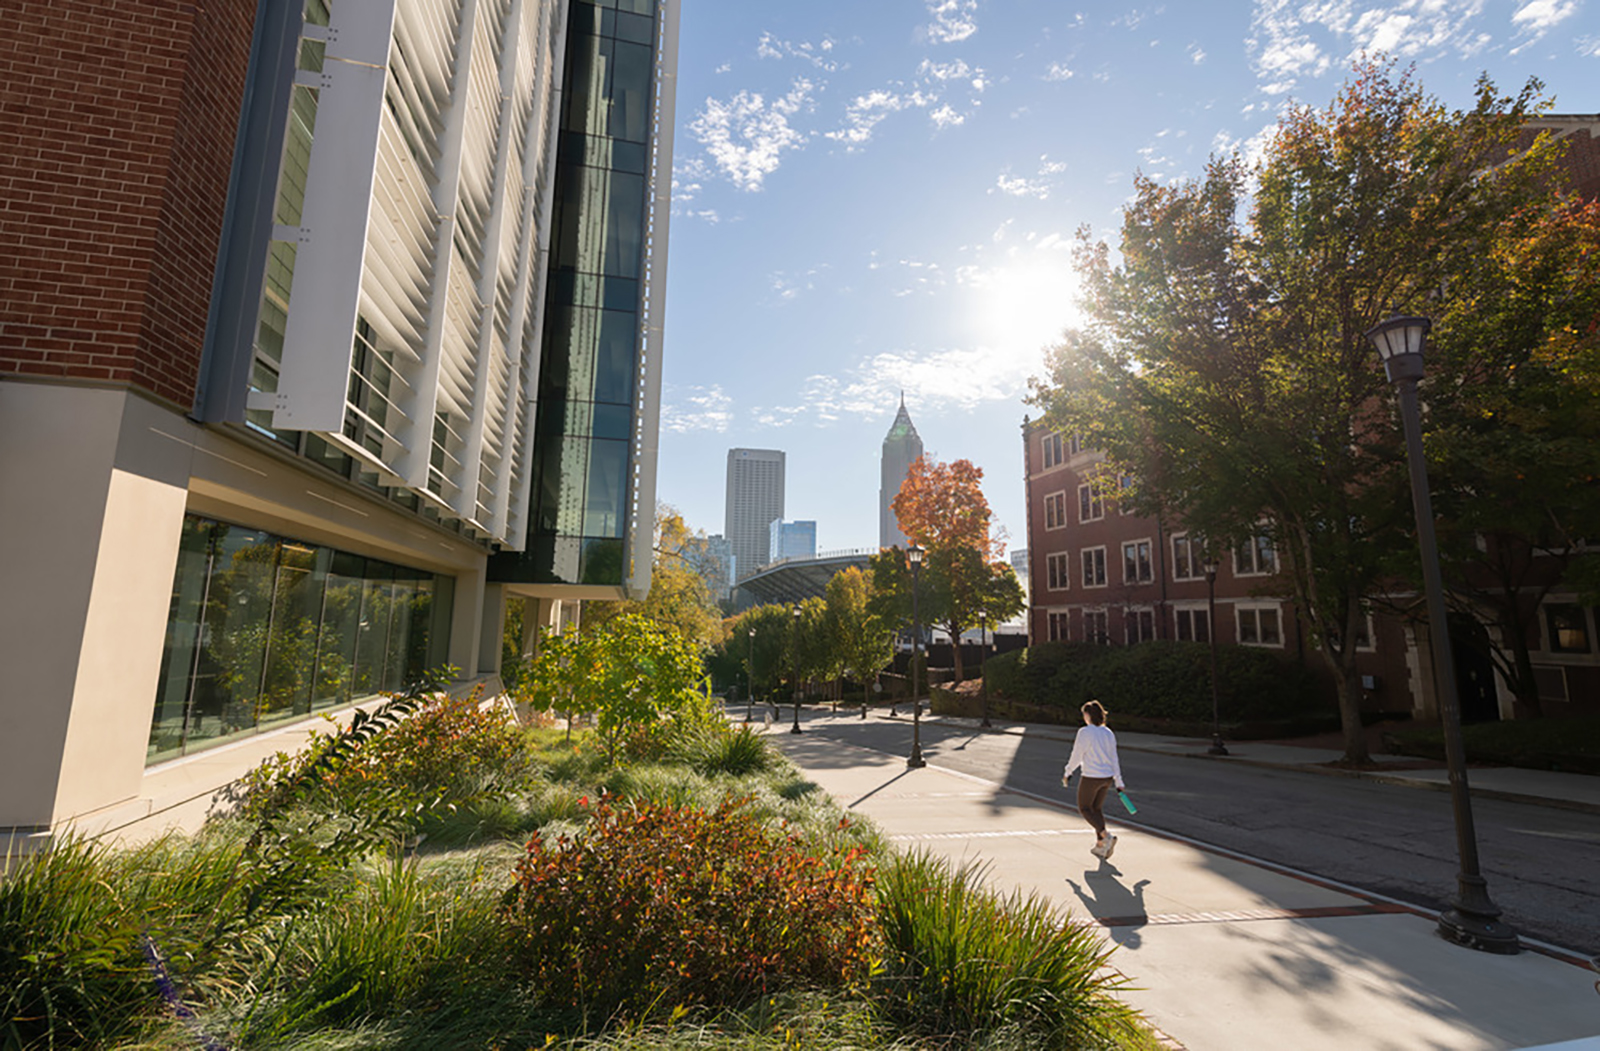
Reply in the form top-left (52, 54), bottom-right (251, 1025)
top-left (979, 610), bottom-right (992, 728)
top-left (907, 545), bottom-right (927, 768)
top-left (1203, 555), bottom-right (1228, 757)
top-left (1366, 313), bottom-right (1518, 955)
top-left (790, 605), bottom-right (804, 734)
top-left (745, 626), bottom-right (755, 723)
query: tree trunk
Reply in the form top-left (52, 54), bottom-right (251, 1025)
top-left (1333, 655), bottom-right (1371, 764)
top-left (948, 621), bottom-right (965, 682)
top-left (1494, 606), bottom-right (1544, 719)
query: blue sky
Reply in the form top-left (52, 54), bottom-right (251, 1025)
top-left (656, 0), bottom-right (1599, 558)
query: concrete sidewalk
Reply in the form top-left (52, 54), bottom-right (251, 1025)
top-left (763, 712), bottom-right (1600, 1051)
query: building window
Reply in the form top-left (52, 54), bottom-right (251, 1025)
top-left (1172, 533), bottom-right (1206, 581)
top-left (1069, 434), bottom-right (1082, 455)
top-left (1122, 539), bottom-right (1152, 583)
top-left (1545, 604), bottom-right (1591, 653)
top-left (1047, 611), bottom-right (1070, 641)
top-left (1081, 546), bottom-right (1107, 587)
top-left (1046, 552), bottom-right (1071, 591)
top-left (1041, 432), bottom-right (1065, 469)
top-left (1235, 531), bottom-right (1277, 576)
top-left (1044, 491), bottom-right (1068, 530)
top-left (149, 515), bottom-right (454, 764)
top-left (1237, 605), bottom-right (1283, 647)
top-left (1125, 607), bottom-right (1155, 643)
top-left (1084, 609), bottom-right (1109, 644)
top-left (1078, 482), bottom-right (1104, 522)
top-left (1175, 607), bottom-right (1211, 642)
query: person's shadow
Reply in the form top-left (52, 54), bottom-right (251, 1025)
top-left (1066, 865), bottom-right (1151, 948)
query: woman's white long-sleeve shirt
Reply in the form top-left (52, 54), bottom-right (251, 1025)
top-left (1063, 723), bottom-right (1124, 788)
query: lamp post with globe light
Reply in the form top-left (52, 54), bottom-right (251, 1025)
top-left (1365, 313), bottom-right (1518, 955)
top-left (790, 605), bottom-right (804, 734)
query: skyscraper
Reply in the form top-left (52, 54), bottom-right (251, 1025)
top-left (726, 449), bottom-right (786, 579)
top-left (880, 395), bottom-right (925, 548)
top-left (769, 519), bottom-right (818, 564)
top-left (0, 0), bottom-right (679, 843)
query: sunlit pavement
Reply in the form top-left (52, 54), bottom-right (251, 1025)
top-left (758, 709), bottom-right (1600, 1051)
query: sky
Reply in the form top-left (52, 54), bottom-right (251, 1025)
top-left (656, 0), bottom-right (1600, 559)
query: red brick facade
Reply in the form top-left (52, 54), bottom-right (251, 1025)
top-left (0, 0), bottom-right (255, 408)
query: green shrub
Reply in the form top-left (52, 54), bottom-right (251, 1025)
top-left (500, 796), bottom-right (878, 1018)
top-left (988, 640), bottom-right (1329, 724)
top-left (874, 851), bottom-right (1151, 1049)
top-left (1383, 714), bottom-right (1600, 774)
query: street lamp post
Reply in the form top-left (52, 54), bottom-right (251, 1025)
top-left (790, 605), bottom-right (804, 734)
top-left (745, 627), bottom-right (755, 723)
top-left (907, 545), bottom-right (927, 768)
top-left (1203, 556), bottom-right (1228, 757)
top-left (1366, 313), bottom-right (1518, 955)
top-left (979, 610), bottom-right (992, 728)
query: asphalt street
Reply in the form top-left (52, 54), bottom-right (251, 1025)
top-left (790, 712), bottom-right (1600, 956)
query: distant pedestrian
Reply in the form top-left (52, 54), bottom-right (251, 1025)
top-left (1062, 700), bottom-right (1125, 860)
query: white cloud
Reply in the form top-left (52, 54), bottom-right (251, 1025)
top-left (930, 103), bottom-right (965, 128)
top-left (661, 385), bottom-right (734, 433)
top-left (689, 80), bottom-right (815, 191)
top-left (769, 264), bottom-right (830, 301)
top-left (1579, 35), bottom-right (1600, 55)
top-left (756, 32), bottom-right (842, 70)
top-left (1248, 0), bottom-right (1499, 96)
top-left (924, 0), bottom-right (980, 44)
top-left (995, 174), bottom-right (1050, 198)
top-left (1044, 61), bottom-right (1075, 81)
top-left (1189, 43), bottom-right (1207, 64)
top-left (825, 88), bottom-right (936, 147)
top-left (1512, 0), bottom-right (1578, 31)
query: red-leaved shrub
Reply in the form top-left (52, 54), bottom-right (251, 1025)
top-left (500, 795), bottom-right (877, 1016)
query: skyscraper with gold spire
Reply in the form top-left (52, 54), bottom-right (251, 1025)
top-left (880, 395), bottom-right (924, 548)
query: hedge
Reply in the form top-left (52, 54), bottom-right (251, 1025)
top-left (984, 640), bottom-right (1331, 724)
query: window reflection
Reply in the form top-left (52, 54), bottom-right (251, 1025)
top-left (147, 515), bottom-right (451, 763)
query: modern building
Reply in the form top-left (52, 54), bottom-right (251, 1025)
top-left (725, 448), bottom-right (785, 581)
top-left (880, 395), bottom-right (923, 549)
top-left (1009, 548), bottom-right (1030, 610)
top-left (768, 519), bottom-right (817, 565)
top-left (0, 0), bottom-right (680, 844)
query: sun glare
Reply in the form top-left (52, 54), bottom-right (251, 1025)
top-left (967, 254), bottom-right (1080, 365)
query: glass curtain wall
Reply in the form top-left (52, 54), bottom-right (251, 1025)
top-left (490, 0), bottom-right (659, 588)
top-left (148, 515), bottom-right (453, 762)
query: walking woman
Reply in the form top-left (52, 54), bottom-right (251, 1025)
top-left (1061, 700), bottom-right (1125, 859)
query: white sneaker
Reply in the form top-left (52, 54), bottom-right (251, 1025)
top-left (1101, 834), bottom-right (1117, 859)
top-left (1090, 839), bottom-right (1107, 859)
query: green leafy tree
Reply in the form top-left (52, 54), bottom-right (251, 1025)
top-left (1427, 195), bottom-right (1600, 717)
top-left (1029, 62), bottom-right (1562, 761)
top-left (526, 612), bottom-right (709, 763)
top-left (727, 604), bottom-right (793, 705)
top-left (825, 566), bottom-right (894, 701)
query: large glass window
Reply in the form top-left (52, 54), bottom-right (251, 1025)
top-left (148, 515), bottom-right (453, 763)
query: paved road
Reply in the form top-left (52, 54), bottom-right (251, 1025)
top-left (794, 714), bottom-right (1600, 955)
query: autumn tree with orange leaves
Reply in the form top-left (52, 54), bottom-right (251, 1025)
top-left (881, 456), bottom-right (1024, 682)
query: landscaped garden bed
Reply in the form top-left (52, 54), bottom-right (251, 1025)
top-left (2, 680), bottom-right (1161, 1050)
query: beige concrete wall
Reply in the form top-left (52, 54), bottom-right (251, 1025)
top-left (0, 384), bottom-right (190, 829)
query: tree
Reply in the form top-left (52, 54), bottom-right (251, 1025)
top-left (825, 566), bottom-right (893, 702)
top-left (525, 612), bottom-right (709, 764)
top-left (729, 603), bottom-right (794, 704)
top-left (889, 456), bottom-right (1021, 680)
top-left (1427, 195), bottom-right (1600, 717)
top-left (869, 546), bottom-right (1024, 684)
top-left (1029, 62), bottom-right (1562, 762)
top-left (585, 505), bottom-right (723, 653)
